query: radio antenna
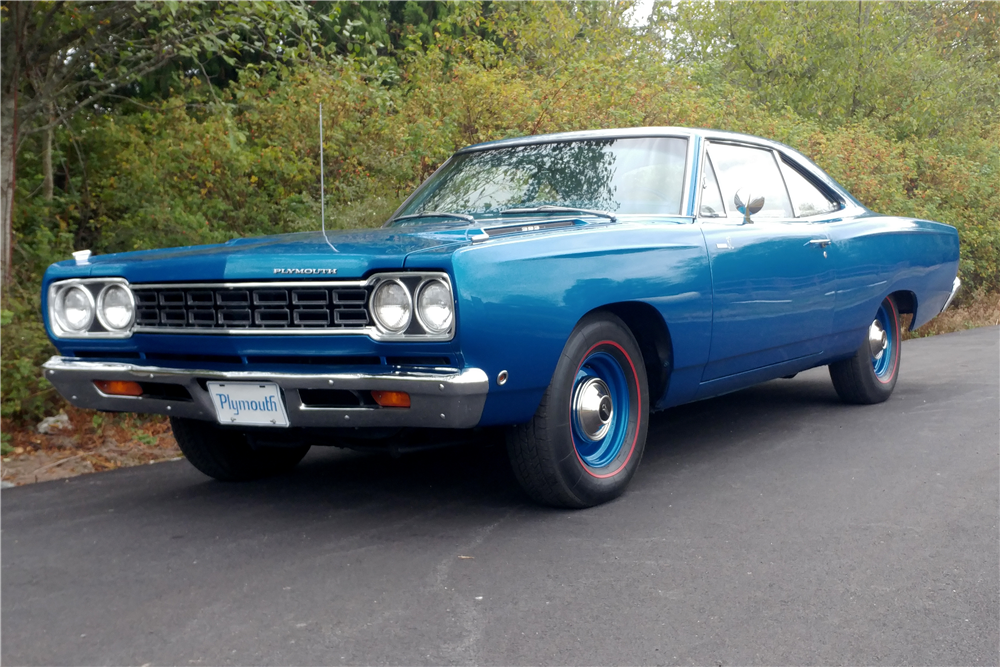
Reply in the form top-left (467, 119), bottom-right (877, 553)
top-left (319, 103), bottom-right (336, 251)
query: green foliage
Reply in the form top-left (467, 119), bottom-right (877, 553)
top-left (2, 1), bottom-right (998, 423)
top-left (1, 293), bottom-right (57, 421)
top-left (653, 1), bottom-right (1000, 141)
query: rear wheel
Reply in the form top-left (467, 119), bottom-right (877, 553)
top-left (829, 296), bottom-right (901, 404)
top-left (170, 417), bottom-right (310, 481)
top-left (506, 313), bottom-right (649, 508)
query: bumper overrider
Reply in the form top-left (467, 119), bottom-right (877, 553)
top-left (43, 357), bottom-right (489, 429)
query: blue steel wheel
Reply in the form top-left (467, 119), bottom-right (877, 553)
top-left (506, 313), bottom-right (649, 508)
top-left (829, 296), bottom-right (901, 404)
top-left (870, 301), bottom-right (897, 381)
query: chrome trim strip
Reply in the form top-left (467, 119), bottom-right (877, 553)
top-left (42, 356), bottom-right (489, 429)
top-left (940, 277), bottom-right (961, 314)
top-left (130, 279), bottom-right (370, 290)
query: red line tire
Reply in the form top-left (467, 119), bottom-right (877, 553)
top-left (506, 313), bottom-right (649, 508)
top-left (829, 296), bottom-right (901, 405)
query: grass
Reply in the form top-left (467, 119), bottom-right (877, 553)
top-left (903, 289), bottom-right (1000, 339)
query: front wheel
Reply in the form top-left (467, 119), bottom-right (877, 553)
top-left (506, 313), bottom-right (649, 508)
top-left (829, 296), bottom-right (901, 404)
top-left (170, 417), bottom-right (310, 481)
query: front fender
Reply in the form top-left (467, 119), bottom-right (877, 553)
top-left (434, 223), bottom-right (713, 426)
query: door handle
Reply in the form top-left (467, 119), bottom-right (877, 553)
top-left (807, 239), bottom-right (831, 248)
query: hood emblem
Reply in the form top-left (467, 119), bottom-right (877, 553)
top-left (273, 268), bottom-right (337, 275)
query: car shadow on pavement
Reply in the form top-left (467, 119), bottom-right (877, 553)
top-left (135, 370), bottom-right (844, 515)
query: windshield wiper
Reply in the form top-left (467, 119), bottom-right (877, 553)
top-left (499, 205), bottom-right (617, 222)
top-left (390, 211), bottom-right (476, 225)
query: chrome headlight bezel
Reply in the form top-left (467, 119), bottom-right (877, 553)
top-left (365, 272), bottom-right (455, 341)
top-left (370, 278), bottom-right (414, 334)
top-left (415, 278), bottom-right (454, 335)
top-left (48, 278), bottom-right (134, 339)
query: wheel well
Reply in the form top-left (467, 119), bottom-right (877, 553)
top-left (891, 290), bottom-right (916, 314)
top-left (592, 302), bottom-right (673, 407)
top-left (889, 290), bottom-right (917, 330)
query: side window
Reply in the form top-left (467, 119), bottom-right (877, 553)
top-left (707, 143), bottom-right (793, 219)
top-left (699, 154), bottom-right (726, 218)
top-left (779, 159), bottom-right (839, 217)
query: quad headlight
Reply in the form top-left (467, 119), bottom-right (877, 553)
top-left (371, 279), bottom-right (413, 333)
top-left (53, 285), bottom-right (95, 334)
top-left (369, 273), bottom-right (454, 339)
top-left (96, 284), bottom-right (135, 331)
top-left (416, 279), bottom-right (454, 334)
top-left (48, 278), bottom-right (133, 338)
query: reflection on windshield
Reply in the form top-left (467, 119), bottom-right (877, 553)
top-left (396, 137), bottom-right (688, 222)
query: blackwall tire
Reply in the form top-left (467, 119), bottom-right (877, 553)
top-left (170, 417), bottom-right (310, 481)
top-left (829, 296), bottom-right (901, 405)
top-left (506, 312), bottom-right (649, 508)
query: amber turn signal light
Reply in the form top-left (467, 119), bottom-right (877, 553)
top-left (94, 380), bottom-right (143, 397)
top-left (371, 390), bottom-right (410, 408)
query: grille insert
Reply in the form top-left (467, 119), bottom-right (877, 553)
top-left (132, 285), bottom-right (370, 331)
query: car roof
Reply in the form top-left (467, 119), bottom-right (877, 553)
top-left (457, 127), bottom-right (797, 153)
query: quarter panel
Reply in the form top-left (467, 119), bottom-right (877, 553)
top-left (829, 217), bottom-right (959, 347)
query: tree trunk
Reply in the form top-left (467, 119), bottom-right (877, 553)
top-left (42, 105), bottom-right (54, 201)
top-left (0, 94), bottom-right (15, 286)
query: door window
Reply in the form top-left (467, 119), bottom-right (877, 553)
top-left (779, 160), bottom-right (839, 217)
top-left (706, 143), bottom-right (793, 219)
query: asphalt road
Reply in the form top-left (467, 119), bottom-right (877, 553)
top-left (3, 327), bottom-right (998, 666)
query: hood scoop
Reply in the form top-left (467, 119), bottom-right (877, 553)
top-left (471, 218), bottom-right (591, 243)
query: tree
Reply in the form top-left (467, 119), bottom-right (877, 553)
top-left (652, 1), bottom-right (1000, 139)
top-left (0, 0), bottom-right (320, 284)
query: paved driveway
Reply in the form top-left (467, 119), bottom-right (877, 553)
top-left (3, 327), bottom-right (997, 665)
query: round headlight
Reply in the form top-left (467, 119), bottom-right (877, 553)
top-left (97, 284), bottom-right (135, 331)
top-left (55, 285), bottom-right (95, 334)
top-left (372, 280), bottom-right (412, 333)
top-left (416, 279), bottom-right (453, 334)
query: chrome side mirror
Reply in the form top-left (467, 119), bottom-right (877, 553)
top-left (734, 189), bottom-right (764, 224)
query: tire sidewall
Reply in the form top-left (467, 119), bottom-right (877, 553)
top-left (860, 296), bottom-right (901, 399)
top-left (546, 314), bottom-right (649, 506)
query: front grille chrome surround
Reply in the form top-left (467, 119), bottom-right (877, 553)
top-left (116, 273), bottom-right (455, 341)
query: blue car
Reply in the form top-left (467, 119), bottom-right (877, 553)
top-left (40, 127), bottom-right (960, 507)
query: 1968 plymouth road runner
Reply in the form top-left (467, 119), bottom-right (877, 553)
top-left (41, 127), bottom-right (960, 507)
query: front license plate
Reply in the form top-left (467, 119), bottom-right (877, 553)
top-left (207, 382), bottom-right (290, 427)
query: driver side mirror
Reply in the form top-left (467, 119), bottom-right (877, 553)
top-left (734, 189), bottom-right (764, 225)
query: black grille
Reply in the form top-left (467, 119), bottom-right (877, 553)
top-left (132, 285), bottom-right (370, 330)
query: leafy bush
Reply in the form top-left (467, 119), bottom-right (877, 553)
top-left (3, 1), bottom-right (997, 423)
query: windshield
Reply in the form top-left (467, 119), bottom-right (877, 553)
top-left (394, 137), bottom-right (688, 222)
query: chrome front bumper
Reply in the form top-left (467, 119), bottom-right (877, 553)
top-left (42, 357), bottom-right (489, 429)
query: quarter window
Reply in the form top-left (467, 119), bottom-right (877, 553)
top-left (779, 160), bottom-right (839, 217)
top-left (706, 143), bottom-right (793, 219)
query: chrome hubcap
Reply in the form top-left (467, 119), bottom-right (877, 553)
top-left (868, 319), bottom-right (888, 359)
top-left (573, 377), bottom-right (613, 441)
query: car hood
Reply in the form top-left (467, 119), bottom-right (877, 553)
top-left (51, 228), bottom-right (473, 283)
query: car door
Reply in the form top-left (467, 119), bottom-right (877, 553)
top-left (697, 141), bottom-right (836, 381)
